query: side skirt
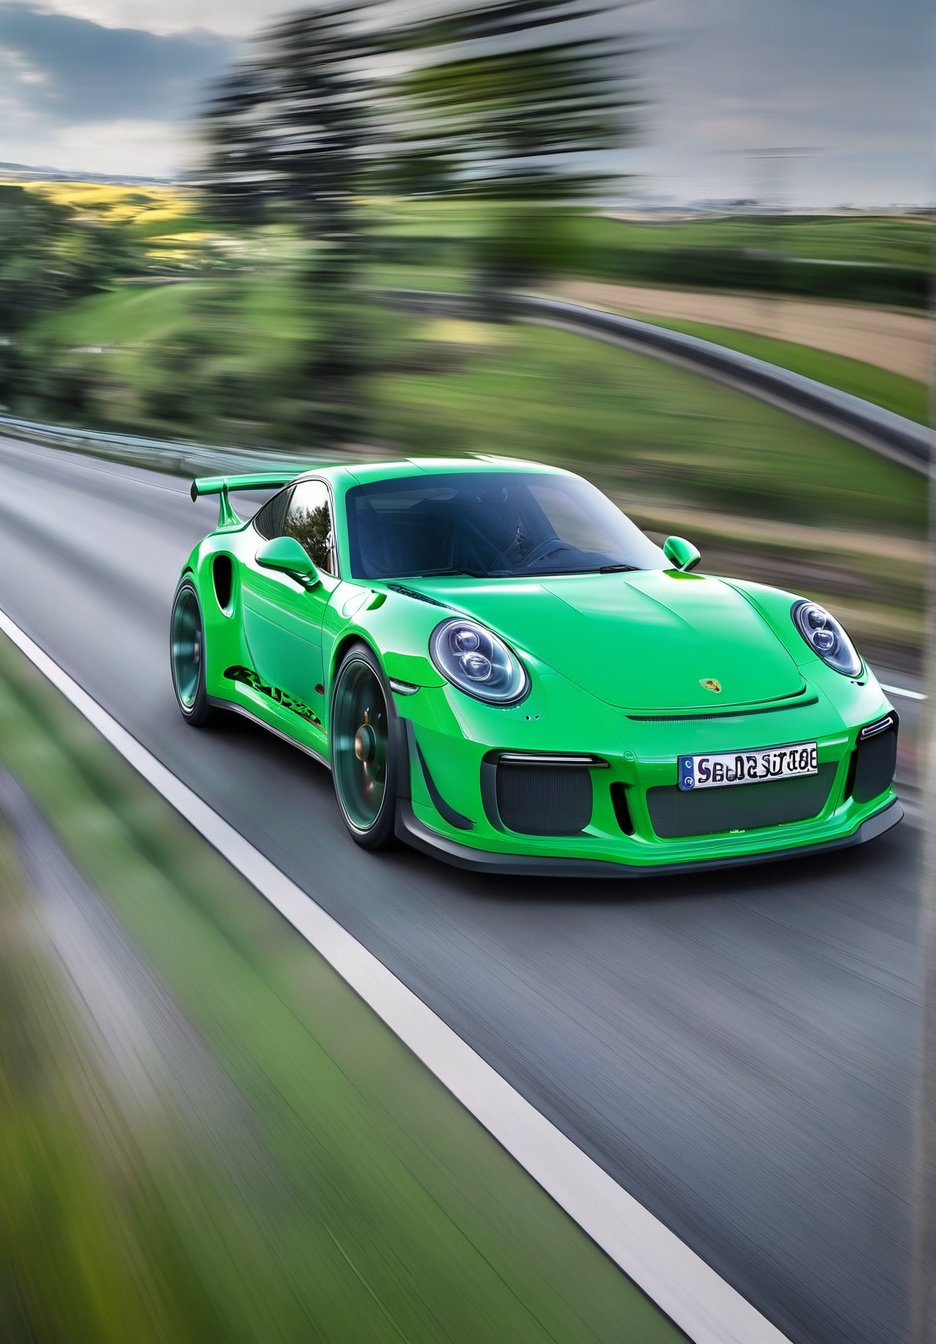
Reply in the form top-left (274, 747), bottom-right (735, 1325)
top-left (207, 696), bottom-right (331, 771)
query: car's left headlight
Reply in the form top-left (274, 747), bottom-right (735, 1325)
top-left (792, 600), bottom-right (862, 677)
top-left (429, 617), bottom-right (529, 704)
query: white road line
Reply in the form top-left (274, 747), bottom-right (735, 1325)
top-left (0, 604), bottom-right (792, 1344)
top-left (881, 683), bottom-right (927, 702)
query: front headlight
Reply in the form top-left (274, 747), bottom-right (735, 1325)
top-left (792, 600), bottom-right (862, 677)
top-left (429, 618), bottom-right (529, 704)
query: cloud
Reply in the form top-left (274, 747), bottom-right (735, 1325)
top-left (12, 0), bottom-right (278, 37)
top-left (0, 2), bottom-right (232, 125)
top-left (0, 0), bottom-right (930, 199)
top-left (637, 0), bottom-right (933, 202)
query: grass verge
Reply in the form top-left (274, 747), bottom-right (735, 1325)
top-left (0, 629), bottom-right (684, 1344)
top-left (376, 322), bottom-right (925, 536)
top-left (624, 312), bottom-right (929, 424)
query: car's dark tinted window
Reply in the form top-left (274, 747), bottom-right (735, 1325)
top-left (285, 481), bottom-right (337, 575)
top-left (253, 487), bottom-right (293, 541)
top-left (345, 471), bottom-right (666, 580)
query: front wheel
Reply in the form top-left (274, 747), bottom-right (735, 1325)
top-left (170, 580), bottom-right (216, 727)
top-left (330, 644), bottom-right (399, 849)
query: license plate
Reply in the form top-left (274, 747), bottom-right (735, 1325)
top-left (678, 742), bottom-right (818, 792)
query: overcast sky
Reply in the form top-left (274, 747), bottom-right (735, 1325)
top-left (0, 0), bottom-right (931, 204)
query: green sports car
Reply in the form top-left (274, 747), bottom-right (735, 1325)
top-left (170, 457), bottom-right (901, 877)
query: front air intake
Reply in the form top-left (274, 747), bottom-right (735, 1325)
top-left (494, 760), bottom-right (594, 836)
top-left (647, 765), bottom-right (837, 839)
top-left (848, 715), bottom-right (899, 804)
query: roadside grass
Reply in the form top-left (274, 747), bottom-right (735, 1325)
top-left (31, 277), bottom-right (313, 349)
top-left (622, 313), bottom-right (929, 424)
top-left (377, 323), bottom-right (925, 536)
top-left (33, 283), bottom-right (212, 345)
top-left (0, 632), bottom-right (684, 1344)
top-left (37, 282), bottom-right (923, 535)
top-left (370, 262), bottom-right (470, 292)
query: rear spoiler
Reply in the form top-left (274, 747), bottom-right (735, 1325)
top-left (190, 471), bottom-right (301, 527)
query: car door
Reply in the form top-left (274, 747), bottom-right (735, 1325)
top-left (241, 479), bottom-right (340, 713)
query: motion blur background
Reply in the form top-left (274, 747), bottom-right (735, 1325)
top-left (0, 1), bottom-right (933, 1342)
top-left (0, 0), bottom-right (931, 671)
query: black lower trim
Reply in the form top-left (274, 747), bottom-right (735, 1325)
top-left (402, 720), bottom-right (474, 830)
top-left (394, 797), bottom-right (903, 880)
top-left (207, 697), bottom-right (330, 769)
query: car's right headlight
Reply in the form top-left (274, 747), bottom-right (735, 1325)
top-left (792, 599), bottom-right (862, 677)
top-left (429, 617), bottom-right (529, 704)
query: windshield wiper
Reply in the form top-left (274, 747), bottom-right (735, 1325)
top-left (490, 566), bottom-right (628, 578)
top-left (598, 563), bottom-right (638, 573)
top-left (414, 568), bottom-right (486, 578)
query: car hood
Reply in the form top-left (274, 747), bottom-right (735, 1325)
top-left (411, 570), bottom-right (806, 711)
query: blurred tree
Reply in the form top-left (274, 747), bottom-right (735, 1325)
top-left (194, 3), bottom-right (384, 448)
top-left (391, 0), bottom-right (640, 200)
top-left (194, 0), bottom-right (643, 435)
top-left (387, 0), bottom-right (643, 311)
top-left (0, 185), bottom-right (142, 411)
top-left (0, 186), bottom-right (141, 332)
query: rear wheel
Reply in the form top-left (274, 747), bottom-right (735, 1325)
top-left (331, 644), bottom-right (399, 849)
top-left (170, 580), bottom-right (215, 727)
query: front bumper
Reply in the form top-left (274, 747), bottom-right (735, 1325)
top-left (394, 671), bottom-right (902, 877)
top-left (395, 795), bottom-right (903, 878)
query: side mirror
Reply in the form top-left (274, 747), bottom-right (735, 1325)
top-left (256, 536), bottom-right (320, 587)
top-left (663, 535), bottom-right (701, 572)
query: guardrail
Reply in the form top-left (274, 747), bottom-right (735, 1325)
top-left (0, 415), bottom-right (313, 476)
top-left (2, 290), bottom-right (931, 477)
top-left (388, 290), bottom-right (933, 476)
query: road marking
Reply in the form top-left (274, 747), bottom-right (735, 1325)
top-left (0, 604), bottom-right (793, 1344)
top-left (881, 683), bottom-right (927, 702)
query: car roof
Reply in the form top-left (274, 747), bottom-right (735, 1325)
top-left (295, 455), bottom-right (574, 489)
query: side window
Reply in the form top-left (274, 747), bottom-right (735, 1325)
top-left (285, 481), bottom-right (337, 576)
top-left (253, 487), bottom-right (292, 541)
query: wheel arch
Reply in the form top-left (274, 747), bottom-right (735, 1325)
top-left (329, 630), bottom-right (382, 693)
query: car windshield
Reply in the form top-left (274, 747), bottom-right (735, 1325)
top-left (345, 471), bottom-right (667, 580)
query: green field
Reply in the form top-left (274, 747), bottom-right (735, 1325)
top-left (377, 321), bottom-right (923, 534)
top-left (12, 179), bottom-right (932, 271)
top-left (576, 214), bottom-right (932, 268)
top-left (34, 279), bottom-right (309, 346)
top-left (35, 283), bottom-right (205, 343)
top-left (376, 202), bottom-right (933, 269)
top-left (0, 630), bottom-right (684, 1344)
top-left (0, 178), bottom-right (217, 270)
top-left (8, 176), bottom-right (930, 314)
top-left (371, 201), bottom-right (931, 309)
top-left (622, 312), bottom-right (929, 424)
top-left (28, 282), bottom-right (924, 533)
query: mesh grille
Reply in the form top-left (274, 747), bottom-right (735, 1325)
top-left (496, 765), bottom-right (592, 836)
top-left (647, 764), bottom-right (837, 839)
top-left (851, 729), bottom-right (897, 803)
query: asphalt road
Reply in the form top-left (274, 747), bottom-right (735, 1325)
top-left (0, 434), bottom-right (922, 1344)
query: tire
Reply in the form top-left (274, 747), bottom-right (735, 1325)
top-left (170, 579), bottom-right (216, 727)
top-left (330, 642), bottom-right (400, 850)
